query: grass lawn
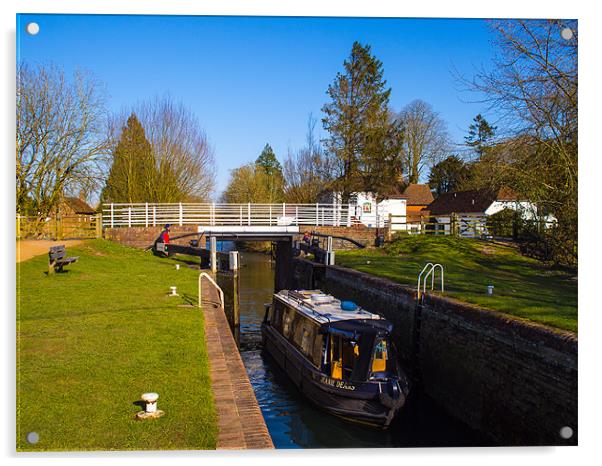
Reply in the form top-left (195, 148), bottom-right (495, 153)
top-left (336, 235), bottom-right (577, 333)
top-left (17, 239), bottom-right (217, 451)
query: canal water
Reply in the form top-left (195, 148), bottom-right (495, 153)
top-left (222, 250), bottom-right (489, 449)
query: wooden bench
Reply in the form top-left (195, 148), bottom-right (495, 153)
top-left (48, 245), bottom-right (79, 274)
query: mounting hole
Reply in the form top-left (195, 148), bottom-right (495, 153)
top-left (26, 22), bottom-right (40, 36)
top-left (559, 426), bottom-right (573, 439)
top-left (26, 431), bottom-right (39, 444)
top-left (561, 28), bottom-right (573, 41)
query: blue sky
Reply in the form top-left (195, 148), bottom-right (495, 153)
top-left (17, 14), bottom-right (496, 195)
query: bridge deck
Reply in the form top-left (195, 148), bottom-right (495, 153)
top-left (198, 225), bottom-right (299, 241)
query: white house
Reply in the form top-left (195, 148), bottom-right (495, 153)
top-left (318, 191), bottom-right (407, 228)
top-left (426, 187), bottom-right (546, 237)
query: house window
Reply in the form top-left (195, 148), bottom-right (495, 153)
top-left (362, 202), bottom-right (372, 213)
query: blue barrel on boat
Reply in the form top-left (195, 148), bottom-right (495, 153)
top-left (341, 300), bottom-right (358, 312)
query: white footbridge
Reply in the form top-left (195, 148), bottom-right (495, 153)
top-left (102, 202), bottom-right (365, 228)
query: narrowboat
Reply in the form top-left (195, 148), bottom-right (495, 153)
top-left (261, 289), bottom-right (410, 428)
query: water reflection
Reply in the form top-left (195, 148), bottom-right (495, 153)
top-left (221, 250), bottom-right (489, 449)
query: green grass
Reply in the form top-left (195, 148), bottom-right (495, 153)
top-left (336, 235), bottom-right (577, 333)
top-left (17, 240), bottom-right (218, 451)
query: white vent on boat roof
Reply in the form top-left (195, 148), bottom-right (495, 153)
top-left (311, 294), bottom-right (330, 303)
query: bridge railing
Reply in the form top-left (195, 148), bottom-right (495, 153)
top-left (102, 202), bottom-right (363, 228)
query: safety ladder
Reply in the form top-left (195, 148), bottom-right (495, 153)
top-left (416, 262), bottom-right (444, 302)
top-left (412, 263), bottom-right (445, 385)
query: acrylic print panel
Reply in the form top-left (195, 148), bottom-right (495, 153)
top-left (16, 14), bottom-right (577, 451)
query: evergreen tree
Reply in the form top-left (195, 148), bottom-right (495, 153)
top-left (255, 143), bottom-right (285, 202)
top-left (256, 144), bottom-right (282, 176)
top-left (428, 155), bottom-right (471, 195)
top-left (465, 114), bottom-right (497, 157)
top-left (322, 42), bottom-right (402, 200)
top-left (102, 113), bottom-right (156, 203)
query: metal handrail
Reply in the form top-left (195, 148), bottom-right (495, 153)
top-left (416, 262), bottom-right (434, 300)
top-left (198, 272), bottom-right (224, 310)
top-left (102, 202), bottom-right (361, 228)
top-left (417, 263), bottom-right (444, 300)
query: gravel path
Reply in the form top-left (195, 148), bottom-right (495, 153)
top-left (17, 239), bottom-right (87, 263)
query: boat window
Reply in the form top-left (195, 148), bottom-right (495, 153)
top-left (292, 316), bottom-right (304, 346)
top-left (329, 334), bottom-right (361, 381)
top-left (371, 339), bottom-right (388, 374)
top-left (330, 335), bottom-right (342, 380)
top-left (291, 316), bottom-right (320, 365)
top-left (300, 327), bottom-right (312, 355)
top-left (270, 300), bottom-right (285, 331)
top-left (282, 308), bottom-right (295, 338)
top-left (342, 338), bottom-right (360, 380)
top-left (311, 334), bottom-right (324, 367)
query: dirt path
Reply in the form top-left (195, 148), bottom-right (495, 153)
top-left (17, 239), bottom-right (87, 263)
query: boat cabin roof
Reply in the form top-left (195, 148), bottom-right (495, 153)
top-left (275, 289), bottom-right (388, 327)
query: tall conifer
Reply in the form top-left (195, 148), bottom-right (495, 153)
top-left (102, 113), bottom-right (156, 203)
top-left (322, 42), bottom-right (402, 200)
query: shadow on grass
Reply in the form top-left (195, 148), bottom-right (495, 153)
top-left (132, 400), bottom-right (145, 412)
top-left (43, 269), bottom-right (73, 277)
top-left (181, 293), bottom-right (198, 306)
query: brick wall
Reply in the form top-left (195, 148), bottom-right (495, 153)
top-left (312, 225), bottom-right (377, 249)
top-left (104, 226), bottom-right (200, 249)
top-left (105, 225), bottom-right (376, 250)
top-left (291, 258), bottom-right (578, 446)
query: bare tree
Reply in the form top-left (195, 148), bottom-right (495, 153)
top-left (111, 96), bottom-right (216, 202)
top-left (397, 99), bottom-right (449, 184)
top-left (461, 20), bottom-right (577, 264)
top-left (16, 63), bottom-right (109, 219)
top-left (464, 20), bottom-right (577, 200)
top-left (283, 115), bottom-right (335, 203)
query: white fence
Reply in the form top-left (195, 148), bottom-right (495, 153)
top-left (102, 203), bottom-right (364, 228)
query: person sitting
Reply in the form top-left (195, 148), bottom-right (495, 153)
top-left (160, 224), bottom-right (171, 244)
top-left (153, 224), bottom-right (171, 256)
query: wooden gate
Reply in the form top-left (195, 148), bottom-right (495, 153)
top-left (17, 214), bottom-right (102, 240)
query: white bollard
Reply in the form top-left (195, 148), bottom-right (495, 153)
top-left (136, 392), bottom-right (165, 420)
top-left (487, 285), bottom-right (494, 295)
top-left (170, 286), bottom-right (178, 296)
top-left (175, 264), bottom-right (180, 270)
top-left (141, 392), bottom-right (159, 413)
top-left (229, 251), bottom-right (239, 271)
top-left (326, 251), bottom-right (335, 266)
top-left (210, 236), bottom-right (217, 273)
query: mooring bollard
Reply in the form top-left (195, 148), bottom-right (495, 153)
top-left (229, 251), bottom-right (239, 271)
top-left (210, 236), bottom-right (217, 273)
top-left (142, 392), bottom-right (159, 413)
top-left (136, 392), bottom-right (165, 420)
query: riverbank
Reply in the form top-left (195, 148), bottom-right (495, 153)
top-left (17, 240), bottom-right (218, 450)
top-left (336, 235), bottom-right (577, 332)
top-left (201, 273), bottom-right (274, 449)
top-left (292, 257), bottom-right (577, 446)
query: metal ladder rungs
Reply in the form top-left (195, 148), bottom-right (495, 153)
top-left (416, 263), bottom-right (444, 301)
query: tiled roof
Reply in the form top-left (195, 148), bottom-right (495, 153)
top-left (63, 197), bottom-right (95, 214)
top-left (427, 188), bottom-right (520, 215)
top-left (399, 184), bottom-right (434, 205)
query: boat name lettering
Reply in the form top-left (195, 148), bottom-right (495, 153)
top-left (320, 376), bottom-right (355, 391)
